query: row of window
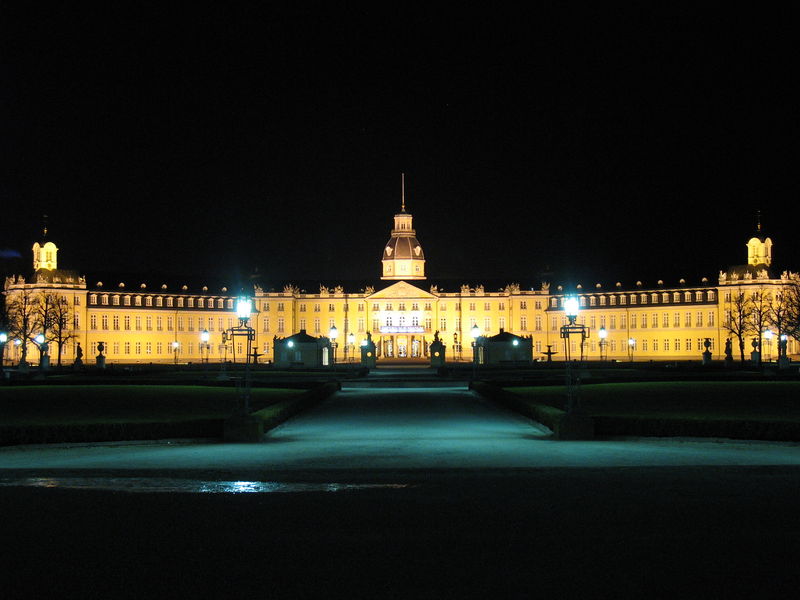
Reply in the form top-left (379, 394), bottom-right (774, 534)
top-left (90, 315), bottom-right (241, 332)
top-left (543, 338), bottom-right (716, 354)
top-left (551, 290), bottom-right (716, 308)
top-left (89, 294), bottom-right (234, 309)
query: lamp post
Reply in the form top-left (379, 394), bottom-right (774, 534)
top-left (347, 332), bottom-right (355, 363)
top-left (598, 327), bottom-right (608, 361)
top-left (763, 329), bottom-right (773, 362)
top-left (0, 332), bottom-right (7, 378)
top-left (329, 325), bottom-right (338, 366)
top-left (172, 341), bottom-right (179, 364)
top-left (560, 297), bottom-right (589, 414)
top-left (200, 329), bottom-right (210, 363)
top-left (223, 296), bottom-right (256, 414)
top-left (470, 324), bottom-right (481, 378)
top-left (628, 338), bottom-right (635, 362)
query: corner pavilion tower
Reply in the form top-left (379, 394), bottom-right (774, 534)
top-left (381, 174), bottom-right (425, 280)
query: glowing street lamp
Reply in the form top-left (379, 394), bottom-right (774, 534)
top-left (564, 297), bottom-right (580, 324)
top-left (236, 297), bottom-right (252, 324)
top-left (598, 327), bottom-right (608, 361)
top-left (329, 325), bottom-right (339, 365)
top-left (628, 337), bottom-right (635, 362)
top-left (172, 340), bottom-right (179, 364)
top-left (764, 329), bottom-right (773, 361)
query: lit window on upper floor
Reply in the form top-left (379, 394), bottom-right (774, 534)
top-left (89, 294), bottom-right (97, 305)
top-left (600, 296), bottom-right (607, 306)
top-left (135, 296), bottom-right (142, 306)
top-left (145, 297), bottom-right (153, 307)
top-left (708, 291), bottom-right (715, 301)
top-left (124, 296), bottom-right (131, 306)
top-left (610, 296), bottom-right (616, 306)
top-left (112, 295), bottom-right (120, 306)
top-left (187, 298), bottom-right (194, 308)
top-left (177, 298), bottom-right (184, 308)
top-left (590, 297), bottom-right (596, 306)
top-left (156, 297), bottom-right (163, 307)
top-left (580, 297), bottom-right (586, 307)
top-left (198, 298), bottom-right (204, 308)
top-left (101, 294), bottom-right (109, 305)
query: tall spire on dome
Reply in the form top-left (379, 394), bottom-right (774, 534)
top-left (42, 214), bottom-right (49, 239)
top-left (756, 209), bottom-right (762, 233)
top-left (401, 172), bottom-right (406, 212)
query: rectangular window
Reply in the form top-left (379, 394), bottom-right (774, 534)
top-left (590, 316), bottom-right (596, 330)
top-left (328, 304), bottom-right (335, 312)
top-left (262, 318), bottom-right (270, 332)
top-left (674, 339), bottom-right (680, 351)
top-left (166, 297), bottom-right (173, 307)
top-left (686, 339), bottom-right (692, 351)
top-left (620, 296), bottom-right (626, 305)
top-left (277, 303), bottom-right (285, 312)
top-left (167, 317), bottom-right (173, 331)
top-left (484, 317), bottom-right (491, 332)
top-left (315, 318), bottom-right (321, 333)
top-left (358, 318), bottom-right (365, 332)
top-left (469, 303), bottom-right (476, 311)
top-left (484, 302), bottom-right (490, 311)
top-left (145, 297), bottom-right (152, 307)
top-left (520, 315), bottom-right (527, 331)
top-left (610, 316), bottom-right (617, 330)
top-left (178, 317), bottom-right (184, 331)
top-left (535, 316), bottom-right (542, 331)
top-left (620, 315), bottom-right (626, 329)
top-left (112, 295), bottom-right (120, 306)
top-left (696, 312), bottom-right (703, 327)
top-left (685, 312), bottom-right (692, 327)
top-left (499, 317), bottom-right (505, 330)
top-left (135, 316), bottom-right (142, 331)
top-left (299, 318), bottom-right (306, 330)
top-left (135, 342), bottom-right (141, 354)
top-left (653, 339), bottom-right (659, 351)
top-left (359, 304), bottom-right (365, 312)
top-left (112, 342), bottom-right (119, 355)
top-left (534, 301), bottom-right (541, 310)
top-left (157, 342), bottom-right (163, 355)
top-left (188, 317), bottom-right (194, 331)
top-left (426, 318), bottom-right (433, 331)
top-left (631, 314), bottom-right (637, 329)
top-left (90, 315), bottom-right (97, 330)
top-left (399, 303), bottom-right (406, 311)
top-left (440, 318), bottom-right (447, 331)
top-left (101, 315), bottom-right (108, 330)
top-left (135, 296), bottom-right (142, 306)
top-left (146, 342), bottom-right (152, 354)
top-left (651, 314), bottom-right (658, 328)
top-left (113, 315), bottom-right (119, 330)
top-left (146, 316), bottom-right (152, 331)
top-left (124, 342), bottom-right (131, 354)
top-left (520, 301), bottom-right (527, 310)
top-left (299, 303), bottom-right (306, 312)
top-left (551, 316), bottom-right (558, 331)
top-left (371, 318), bottom-right (379, 332)
top-left (424, 302), bottom-right (431, 311)
top-left (278, 318), bottom-right (285, 333)
top-left (708, 312), bottom-right (715, 326)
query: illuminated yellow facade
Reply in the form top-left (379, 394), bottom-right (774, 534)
top-left (3, 214), bottom-right (799, 365)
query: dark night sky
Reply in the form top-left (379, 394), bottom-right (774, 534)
top-left (2, 5), bottom-right (797, 290)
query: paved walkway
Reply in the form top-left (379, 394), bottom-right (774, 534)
top-left (1, 387), bottom-right (800, 473)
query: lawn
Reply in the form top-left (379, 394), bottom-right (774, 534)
top-left (506, 381), bottom-right (800, 422)
top-left (0, 385), bottom-right (304, 427)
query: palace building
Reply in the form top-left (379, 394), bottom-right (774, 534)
top-left (3, 205), bottom-right (799, 366)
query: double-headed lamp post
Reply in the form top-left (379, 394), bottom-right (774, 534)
top-left (628, 338), bottom-right (635, 362)
top-left (598, 327), bottom-right (608, 361)
top-left (347, 332), bottom-right (355, 362)
top-left (172, 341), bottom-right (180, 364)
top-left (200, 329), bottom-right (210, 363)
top-left (329, 325), bottom-right (338, 366)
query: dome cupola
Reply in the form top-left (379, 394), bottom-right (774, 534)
top-left (381, 174), bottom-right (426, 280)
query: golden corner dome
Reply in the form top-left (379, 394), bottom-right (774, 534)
top-left (381, 207), bottom-right (426, 280)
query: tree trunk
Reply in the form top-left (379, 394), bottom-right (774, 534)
top-left (738, 339), bottom-right (745, 364)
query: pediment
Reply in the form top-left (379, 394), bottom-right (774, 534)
top-left (368, 280), bottom-right (436, 299)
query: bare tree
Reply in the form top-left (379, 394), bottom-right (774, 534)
top-left (4, 286), bottom-right (38, 366)
top-left (746, 288), bottom-right (770, 366)
top-left (722, 287), bottom-right (753, 364)
top-left (38, 292), bottom-right (76, 366)
top-left (784, 273), bottom-right (800, 343)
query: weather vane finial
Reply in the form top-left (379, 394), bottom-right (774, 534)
top-left (756, 209), bottom-right (762, 232)
top-left (401, 172), bottom-right (405, 212)
top-left (43, 214), bottom-right (48, 238)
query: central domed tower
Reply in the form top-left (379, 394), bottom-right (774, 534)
top-left (381, 175), bottom-right (426, 280)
